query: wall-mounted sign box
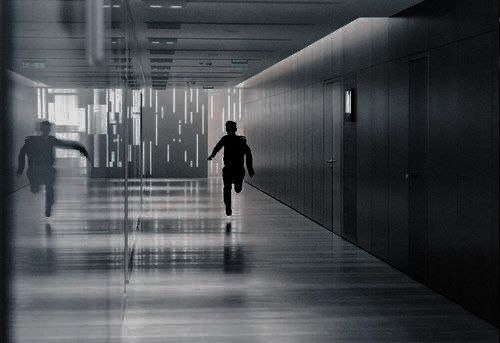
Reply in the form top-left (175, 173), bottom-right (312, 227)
top-left (344, 89), bottom-right (355, 122)
top-left (22, 60), bottom-right (46, 69)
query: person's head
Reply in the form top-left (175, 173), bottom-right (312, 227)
top-left (225, 121), bottom-right (237, 134)
top-left (38, 120), bottom-right (53, 136)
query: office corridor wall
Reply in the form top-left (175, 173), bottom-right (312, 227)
top-left (240, 0), bottom-right (499, 325)
top-left (8, 72), bottom-right (38, 192)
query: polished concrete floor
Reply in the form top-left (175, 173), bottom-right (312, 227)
top-left (10, 177), bottom-right (499, 342)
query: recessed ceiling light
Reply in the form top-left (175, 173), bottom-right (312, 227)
top-left (169, 5), bottom-right (183, 9)
top-left (112, 4), bottom-right (120, 8)
top-left (150, 5), bottom-right (163, 8)
top-left (152, 41), bottom-right (160, 44)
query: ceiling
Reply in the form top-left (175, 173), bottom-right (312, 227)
top-left (10, 0), bottom-right (422, 89)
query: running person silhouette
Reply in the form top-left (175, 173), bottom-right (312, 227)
top-left (17, 120), bottom-right (90, 217)
top-left (208, 121), bottom-right (254, 216)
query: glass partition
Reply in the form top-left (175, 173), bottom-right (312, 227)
top-left (3, 0), bottom-right (144, 341)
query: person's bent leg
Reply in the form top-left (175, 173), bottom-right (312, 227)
top-left (234, 169), bottom-right (245, 194)
top-left (44, 168), bottom-right (56, 218)
top-left (27, 168), bottom-right (40, 193)
top-left (45, 184), bottom-right (54, 217)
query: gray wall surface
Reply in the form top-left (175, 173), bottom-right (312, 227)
top-left (241, 0), bottom-right (499, 325)
top-left (8, 72), bottom-right (38, 191)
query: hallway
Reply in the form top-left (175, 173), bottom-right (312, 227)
top-left (11, 177), bottom-right (499, 342)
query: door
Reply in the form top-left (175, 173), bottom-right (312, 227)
top-left (323, 81), bottom-right (344, 234)
top-left (408, 56), bottom-right (429, 282)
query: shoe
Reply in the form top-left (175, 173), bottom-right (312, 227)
top-left (225, 207), bottom-right (232, 216)
top-left (45, 207), bottom-right (52, 218)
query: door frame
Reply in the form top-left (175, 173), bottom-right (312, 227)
top-left (322, 78), bottom-right (344, 234)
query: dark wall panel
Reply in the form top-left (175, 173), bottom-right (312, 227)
top-left (303, 86), bottom-right (314, 218)
top-left (311, 82), bottom-right (324, 224)
top-left (370, 64), bottom-right (389, 260)
top-left (240, 0), bottom-right (498, 325)
top-left (455, 32), bottom-right (497, 322)
top-left (427, 43), bottom-right (459, 300)
top-left (387, 58), bottom-right (409, 272)
top-left (355, 69), bottom-right (372, 251)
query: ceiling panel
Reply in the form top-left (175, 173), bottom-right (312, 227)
top-left (10, 0), bottom-right (422, 88)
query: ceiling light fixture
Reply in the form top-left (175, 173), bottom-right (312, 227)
top-left (169, 5), bottom-right (183, 9)
top-left (150, 4), bottom-right (163, 8)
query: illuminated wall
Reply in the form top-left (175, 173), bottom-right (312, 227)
top-left (36, 87), bottom-right (210, 178)
top-left (141, 87), bottom-right (208, 178)
top-left (207, 88), bottom-right (245, 177)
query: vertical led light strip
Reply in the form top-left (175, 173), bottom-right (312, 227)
top-left (155, 114), bottom-right (158, 146)
top-left (155, 90), bottom-right (158, 113)
top-left (190, 111), bottom-right (193, 124)
top-left (239, 88), bottom-right (242, 120)
top-left (196, 134), bottom-right (199, 167)
top-left (167, 144), bottom-right (170, 162)
top-left (196, 89), bottom-right (199, 112)
top-left (42, 88), bottom-right (46, 118)
top-left (94, 135), bottom-right (100, 167)
top-left (173, 88), bottom-right (176, 113)
top-left (106, 134), bottom-right (109, 167)
top-left (184, 90), bottom-right (187, 123)
top-left (149, 141), bottom-right (152, 176)
top-left (210, 96), bottom-right (214, 119)
top-left (37, 89), bottom-right (41, 118)
top-left (201, 104), bottom-right (205, 135)
top-left (190, 88), bottom-right (193, 102)
top-left (221, 108), bottom-right (225, 133)
top-left (128, 144), bottom-right (132, 162)
top-left (161, 106), bottom-right (164, 119)
top-left (116, 134), bottom-right (120, 167)
top-left (178, 120), bottom-right (182, 135)
top-left (142, 141), bottom-right (145, 175)
top-left (184, 150), bottom-right (187, 162)
top-left (149, 87), bottom-right (152, 107)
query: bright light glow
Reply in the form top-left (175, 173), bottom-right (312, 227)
top-left (152, 41), bottom-right (160, 44)
top-left (150, 5), bottom-right (162, 8)
top-left (170, 5), bottom-right (183, 9)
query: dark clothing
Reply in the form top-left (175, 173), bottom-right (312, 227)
top-left (222, 166), bottom-right (245, 209)
top-left (17, 135), bottom-right (89, 171)
top-left (17, 135), bottom-right (89, 215)
top-left (27, 166), bottom-right (56, 213)
top-left (210, 135), bottom-right (253, 170)
top-left (209, 134), bottom-right (254, 213)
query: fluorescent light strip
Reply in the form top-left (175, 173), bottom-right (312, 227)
top-left (173, 87), bottom-right (176, 112)
top-left (184, 90), bottom-right (187, 123)
top-left (201, 104), bottom-right (205, 135)
top-left (149, 141), bottom-right (152, 175)
top-left (196, 134), bottom-right (199, 167)
top-left (155, 114), bottom-right (158, 146)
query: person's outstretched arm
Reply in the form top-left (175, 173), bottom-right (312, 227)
top-left (207, 137), bottom-right (225, 160)
top-left (17, 141), bottom-right (27, 176)
top-left (54, 138), bottom-right (90, 160)
top-left (245, 143), bottom-right (255, 177)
